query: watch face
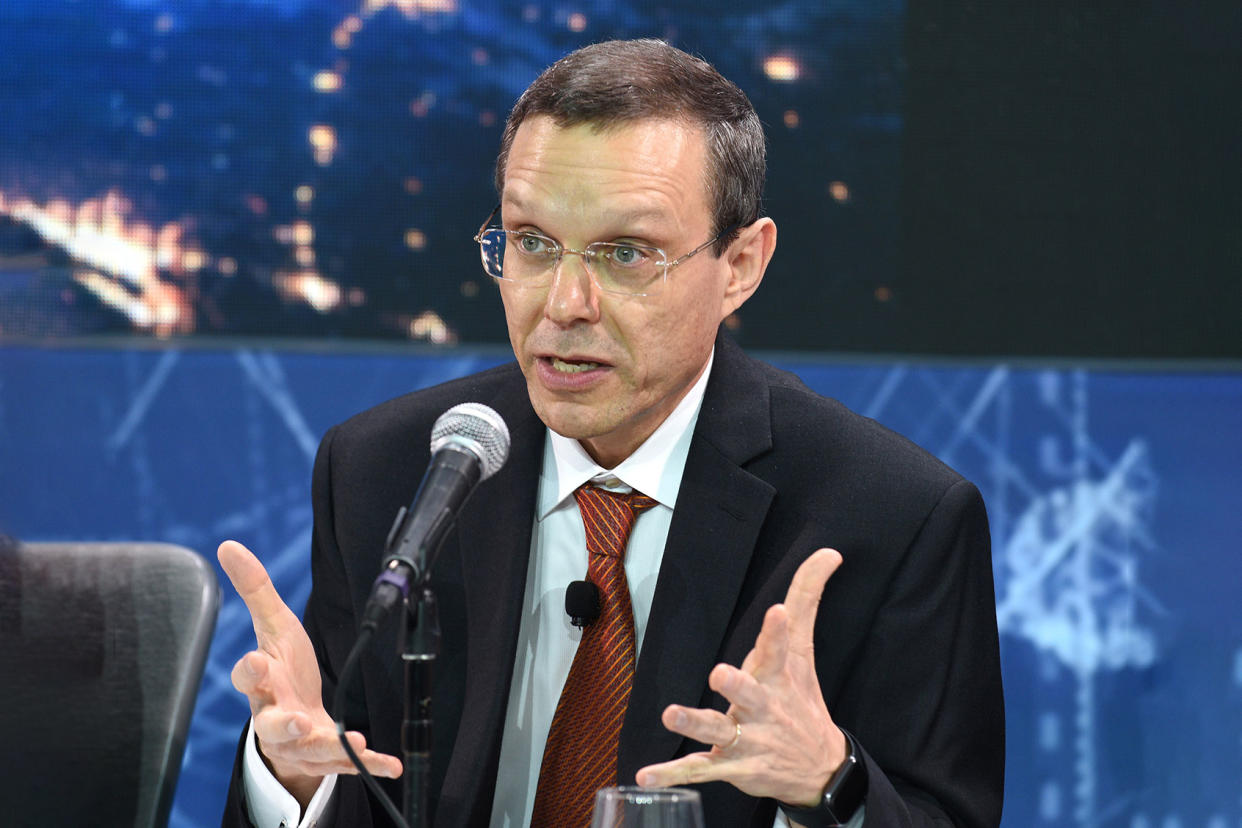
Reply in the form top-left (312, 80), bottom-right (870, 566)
top-left (824, 756), bottom-right (866, 820)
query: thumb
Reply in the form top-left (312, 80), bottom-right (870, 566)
top-left (218, 540), bottom-right (302, 643)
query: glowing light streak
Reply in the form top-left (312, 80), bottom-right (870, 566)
top-left (313, 71), bottom-right (343, 92)
top-left (1, 187), bottom-right (353, 327)
top-left (364, 0), bottom-right (458, 14)
top-left (308, 124), bottom-right (338, 166)
top-left (335, 2), bottom-right (455, 51)
top-left (292, 220), bottom-right (314, 246)
top-left (182, 249), bottom-right (207, 272)
top-left (74, 270), bottom-right (192, 337)
top-left (0, 188), bottom-right (207, 335)
top-left (408, 310), bottom-right (454, 344)
top-left (410, 91), bottom-right (436, 118)
top-left (275, 270), bottom-right (342, 313)
top-left (763, 54), bottom-right (802, 82)
top-left (155, 223), bottom-right (184, 270)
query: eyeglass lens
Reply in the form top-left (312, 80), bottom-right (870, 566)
top-left (479, 229), bottom-right (663, 295)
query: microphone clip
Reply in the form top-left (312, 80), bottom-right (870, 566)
top-left (565, 579), bottom-right (601, 628)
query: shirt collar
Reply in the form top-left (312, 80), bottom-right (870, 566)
top-left (538, 347), bottom-right (714, 517)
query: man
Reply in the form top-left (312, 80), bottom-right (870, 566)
top-left (221, 39), bottom-right (1003, 827)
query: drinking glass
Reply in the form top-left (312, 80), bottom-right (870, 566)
top-left (589, 786), bottom-right (705, 828)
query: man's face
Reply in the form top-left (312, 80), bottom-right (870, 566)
top-left (498, 115), bottom-right (742, 468)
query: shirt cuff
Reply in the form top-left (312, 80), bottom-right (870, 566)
top-left (778, 804), bottom-right (865, 828)
top-left (241, 718), bottom-right (339, 828)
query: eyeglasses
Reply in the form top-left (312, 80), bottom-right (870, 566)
top-left (472, 204), bottom-right (736, 297)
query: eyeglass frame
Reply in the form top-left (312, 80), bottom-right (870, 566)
top-left (472, 203), bottom-right (739, 297)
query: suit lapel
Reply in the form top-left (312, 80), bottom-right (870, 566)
top-left (619, 334), bottom-right (776, 780)
top-left (433, 336), bottom-right (778, 805)
top-left (436, 371), bottom-right (545, 826)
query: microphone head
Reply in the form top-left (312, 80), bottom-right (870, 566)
top-left (430, 402), bottom-right (510, 480)
top-left (565, 579), bottom-right (600, 628)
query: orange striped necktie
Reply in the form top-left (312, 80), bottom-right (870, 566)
top-left (529, 484), bottom-right (658, 828)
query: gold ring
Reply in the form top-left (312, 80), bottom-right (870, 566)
top-left (722, 715), bottom-right (742, 751)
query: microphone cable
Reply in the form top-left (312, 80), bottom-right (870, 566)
top-left (333, 622), bottom-right (410, 828)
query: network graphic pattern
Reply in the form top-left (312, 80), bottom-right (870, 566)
top-left (5, 347), bottom-right (1240, 826)
top-left (847, 366), bottom-right (1166, 826)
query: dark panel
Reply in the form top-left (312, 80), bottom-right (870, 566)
top-left (899, 0), bottom-right (1242, 357)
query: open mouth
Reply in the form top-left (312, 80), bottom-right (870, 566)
top-left (548, 357), bottom-right (602, 374)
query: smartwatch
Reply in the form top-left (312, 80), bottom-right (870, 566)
top-left (779, 728), bottom-right (867, 827)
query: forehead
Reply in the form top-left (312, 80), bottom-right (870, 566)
top-left (501, 115), bottom-right (712, 233)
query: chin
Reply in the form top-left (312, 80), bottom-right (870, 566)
top-left (535, 406), bottom-right (600, 441)
top-left (529, 396), bottom-right (612, 442)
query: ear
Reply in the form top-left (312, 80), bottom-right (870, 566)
top-left (720, 217), bottom-right (777, 320)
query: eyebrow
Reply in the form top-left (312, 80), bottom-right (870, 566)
top-left (607, 207), bottom-right (673, 228)
top-left (501, 198), bottom-right (673, 232)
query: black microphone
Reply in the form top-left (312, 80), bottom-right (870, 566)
top-left (363, 402), bottom-right (510, 629)
top-left (565, 580), bottom-right (600, 627)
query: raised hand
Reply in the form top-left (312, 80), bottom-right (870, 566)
top-left (634, 547), bottom-right (846, 808)
top-left (218, 540), bottom-right (402, 808)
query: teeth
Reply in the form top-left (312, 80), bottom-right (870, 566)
top-left (550, 357), bottom-right (600, 373)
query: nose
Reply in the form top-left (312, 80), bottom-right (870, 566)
top-left (543, 250), bottom-right (600, 327)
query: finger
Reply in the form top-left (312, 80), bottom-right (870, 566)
top-left (293, 751), bottom-right (403, 780)
top-left (263, 730), bottom-right (404, 780)
top-left (218, 540), bottom-right (300, 640)
top-left (745, 603), bottom-right (790, 682)
top-left (783, 548), bottom-right (842, 652)
top-left (635, 752), bottom-right (737, 788)
top-left (230, 652), bottom-right (275, 710)
top-left (706, 663), bottom-right (768, 713)
top-left (260, 726), bottom-right (402, 775)
top-left (735, 604), bottom-right (790, 679)
top-left (304, 745), bottom-right (404, 780)
top-left (336, 733), bottom-right (404, 779)
top-left (253, 707), bottom-right (315, 747)
top-left (660, 704), bottom-right (739, 749)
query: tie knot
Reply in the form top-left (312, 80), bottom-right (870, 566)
top-left (574, 485), bottom-right (657, 559)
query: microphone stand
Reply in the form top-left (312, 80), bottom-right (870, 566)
top-left (402, 585), bottom-right (439, 828)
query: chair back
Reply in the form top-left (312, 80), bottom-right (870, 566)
top-left (0, 542), bottom-right (220, 828)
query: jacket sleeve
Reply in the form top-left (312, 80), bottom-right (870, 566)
top-left (828, 478), bottom-right (1004, 827)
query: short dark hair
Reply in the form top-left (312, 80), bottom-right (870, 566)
top-left (495, 39), bottom-right (766, 254)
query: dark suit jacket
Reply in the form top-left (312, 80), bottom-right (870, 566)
top-left (224, 332), bottom-right (1004, 827)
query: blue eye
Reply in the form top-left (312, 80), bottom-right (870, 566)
top-left (516, 233), bottom-right (552, 255)
top-left (608, 245), bottom-right (645, 267)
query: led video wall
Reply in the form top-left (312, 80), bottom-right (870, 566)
top-left (0, 0), bottom-right (903, 349)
